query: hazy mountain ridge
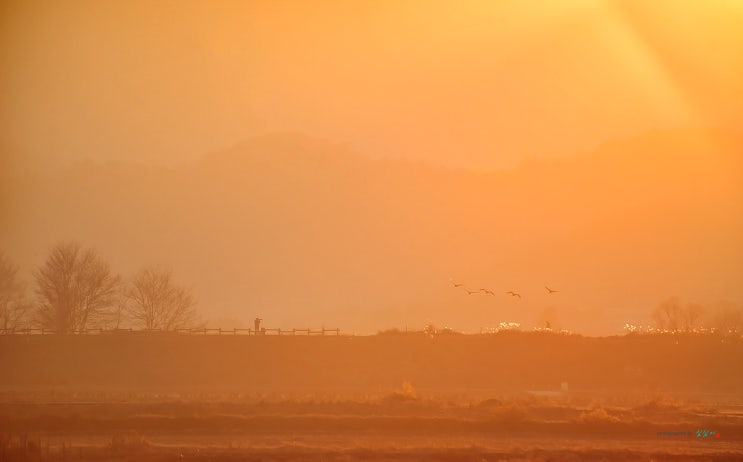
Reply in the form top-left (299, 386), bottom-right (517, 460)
top-left (2, 127), bottom-right (741, 334)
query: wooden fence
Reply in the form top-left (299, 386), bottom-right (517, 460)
top-left (0, 327), bottom-right (341, 336)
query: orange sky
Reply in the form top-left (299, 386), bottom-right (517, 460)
top-left (2, 0), bottom-right (742, 170)
top-left (1, 1), bottom-right (742, 336)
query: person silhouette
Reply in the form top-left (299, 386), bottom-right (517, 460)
top-left (254, 317), bottom-right (263, 334)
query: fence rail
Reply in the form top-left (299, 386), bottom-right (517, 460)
top-left (0, 327), bottom-right (341, 336)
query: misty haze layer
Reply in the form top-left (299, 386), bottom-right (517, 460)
top-left (2, 128), bottom-right (741, 335)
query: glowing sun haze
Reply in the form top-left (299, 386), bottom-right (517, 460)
top-left (2, 0), bottom-right (741, 169)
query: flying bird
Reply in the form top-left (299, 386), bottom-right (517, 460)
top-left (545, 286), bottom-right (558, 294)
top-left (506, 291), bottom-right (521, 299)
top-left (450, 278), bottom-right (464, 288)
top-left (480, 289), bottom-right (495, 295)
top-left (466, 289), bottom-right (478, 295)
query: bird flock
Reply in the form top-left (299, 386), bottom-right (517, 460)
top-left (450, 278), bottom-right (559, 300)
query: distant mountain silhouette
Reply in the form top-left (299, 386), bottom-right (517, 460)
top-left (3, 128), bottom-right (741, 334)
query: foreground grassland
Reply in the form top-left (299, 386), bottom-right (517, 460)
top-left (1, 332), bottom-right (742, 460)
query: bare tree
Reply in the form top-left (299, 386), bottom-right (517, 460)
top-left (125, 267), bottom-right (200, 330)
top-left (0, 252), bottom-right (30, 333)
top-left (712, 301), bottom-right (742, 335)
top-left (33, 242), bottom-right (120, 333)
top-left (653, 297), bottom-right (707, 333)
top-left (653, 297), bottom-right (682, 332)
top-left (684, 303), bottom-right (704, 332)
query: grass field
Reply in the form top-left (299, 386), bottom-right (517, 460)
top-left (1, 332), bottom-right (742, 460)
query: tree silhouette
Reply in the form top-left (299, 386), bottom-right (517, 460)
top-left (684, 303), bottom-right (704, 332)
top-left (652, 297), bottom-right (705, 333)
top-left (653, 297), bottom-right (683, 332)
top-left (712, 301), bottom-right (742, 335)
top-left (33, 242), bottom-right (120, 333)
top-left (0, 252), bottom-right (30, 332)
top-left (125, 267), bottom-right (200, 330)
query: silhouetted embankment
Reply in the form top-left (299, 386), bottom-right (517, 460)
top-left (1, 332), bottom-right (741, 394)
